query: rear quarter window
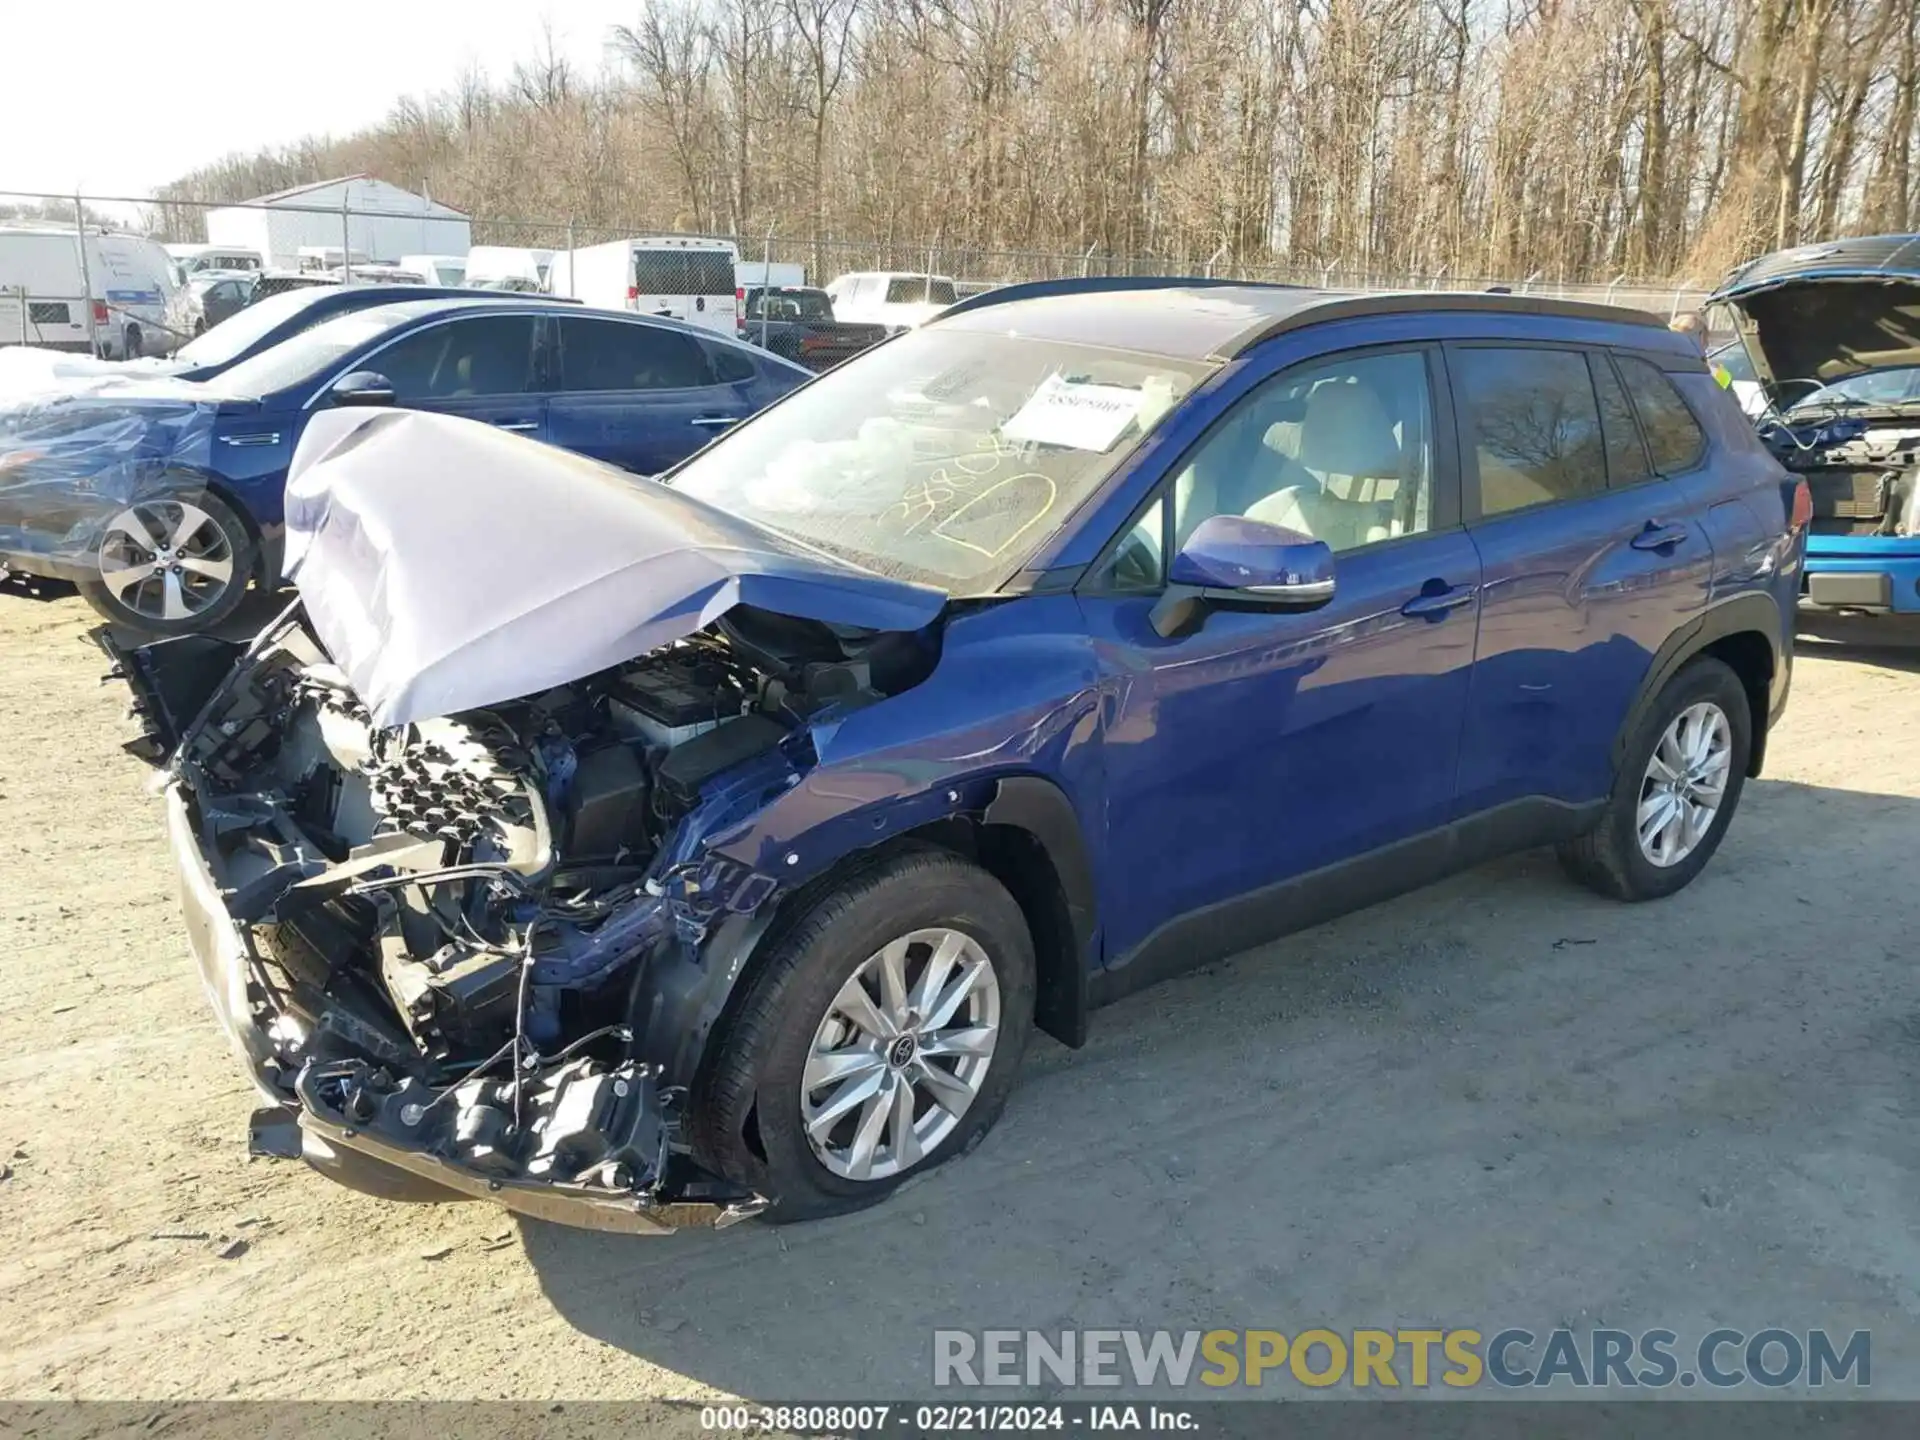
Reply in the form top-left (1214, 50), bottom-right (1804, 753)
top-left (1670, 370), bottom-right (1768, 455)
top-left (1617, 356), bottom-right (1709, 473)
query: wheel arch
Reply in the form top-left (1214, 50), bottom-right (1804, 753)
top-left (169, 468), bottom-right (279, 589)
top-left (641, 774), bottom-right (1099, 1093)
top-left (1614, 593), bottom-right (1782, 781)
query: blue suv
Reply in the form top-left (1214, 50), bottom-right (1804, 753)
top-left (0, 297), bottom-right (806, 634)
top-left (128, 281), bottom-right (1805, 1230)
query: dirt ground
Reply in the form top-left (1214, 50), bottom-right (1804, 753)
top-left (5, 587), bottom-right (1920, 1402)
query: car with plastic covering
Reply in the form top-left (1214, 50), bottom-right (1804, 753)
top-left (0, 298), bottom-right (806, 634)
top-left (113, 279), bottom-right (1806, 1231)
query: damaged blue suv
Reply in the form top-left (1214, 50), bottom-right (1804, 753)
top-left (120, 281), bottom-right (1806, 1230)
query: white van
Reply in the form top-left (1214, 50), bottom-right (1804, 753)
top-left (0, 227), bottom-right (177, 358)
top-left (824, 271), bottom-right (958, 331)
top-left (557, 236), bottom-right (740, 337)
top-left (466, 246), bottom-right (554, 292)
top-left (398, 253), bottom-right (468, 287)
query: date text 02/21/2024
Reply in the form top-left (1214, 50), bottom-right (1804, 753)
top-left (698, 1404), bottom-right (1196, 1432)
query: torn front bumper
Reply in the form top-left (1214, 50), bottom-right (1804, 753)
top-left (164, 780), bottom-right (764, 1235)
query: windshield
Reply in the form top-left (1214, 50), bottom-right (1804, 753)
top-left (671, 327), bottom-right (1212, 590)
top-left (1707, 339), bottom-right (1756, 385)
top-left (1787, 367), bottom-right (1920, 414)
top-left (171, 287), bottom-right (335, 368)
top-left (213, 307), bottom-right (415, 397)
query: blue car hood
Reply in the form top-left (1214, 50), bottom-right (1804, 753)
top-left (1707, 234), bottom-right (1920, 389)
top-left (284, 408), bottom-right (948, 727)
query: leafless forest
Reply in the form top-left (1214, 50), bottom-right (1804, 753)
top-left (152, 0), bottom-right (1918, 284)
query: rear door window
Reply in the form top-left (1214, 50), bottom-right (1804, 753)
top-left (559, 316), bottom-right (712, 390)
top-left (1617, 356), bottom-right (1709, 473)
top-left (1451, 347), bottom-right (1606, 518)
top-left (702, 339), bottom-right (759, 384)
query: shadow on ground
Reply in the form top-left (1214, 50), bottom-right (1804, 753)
top-left (0, 572), bottom-right (77, 603)
top-left (1797, 611), bottom-right (1920, 672)
top-left (515, 775), bottom-right (1920, 1399)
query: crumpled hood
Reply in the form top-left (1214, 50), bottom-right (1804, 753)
top-left (1709, 235), bottom-right (1920, 390)
top-left (283, 408), bottom-right (948, 727)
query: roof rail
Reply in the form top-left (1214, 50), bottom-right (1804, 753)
top-left (934, 274), bottom-right (1300, 323)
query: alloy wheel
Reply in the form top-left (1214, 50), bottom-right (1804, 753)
top-left (1637, 701), bottom-right (1732, 867)
top-left (96, 500), bottom-right (237, 624)
top-left (800, 927), bottom-right (1001, 1182)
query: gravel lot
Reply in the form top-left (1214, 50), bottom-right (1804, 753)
top-left (4, 586), bottom-right (1920, 1402)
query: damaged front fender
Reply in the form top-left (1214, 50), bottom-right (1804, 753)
top-left (165, 778), bottom-right (767, 1233)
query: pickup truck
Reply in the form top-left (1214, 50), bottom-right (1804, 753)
top-left (740, 286), bottom-right (887, 371)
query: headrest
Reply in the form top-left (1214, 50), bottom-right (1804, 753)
top-left (1297, 381), bottom-right (1401, 477)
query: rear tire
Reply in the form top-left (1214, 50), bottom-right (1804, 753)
top-left (76, 487), bottom-right (257, 637)
top-left (123, 324), bottom-right (143, 360)
top-left (1558, 656), bottom-right (1751, 901)
top-left (690, 847), bottom-right (1035, 1223)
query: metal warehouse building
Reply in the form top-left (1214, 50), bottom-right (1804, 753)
top-left (203, 175), bottom-right (470, 271)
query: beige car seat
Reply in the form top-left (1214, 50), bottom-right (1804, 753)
top-left (1246, 382), bottom-right (1401, 551)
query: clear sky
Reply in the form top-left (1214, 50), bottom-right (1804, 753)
top-left (0, 2), bottom-right (637, 204)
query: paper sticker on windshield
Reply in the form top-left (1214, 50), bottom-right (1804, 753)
top-left (1001, 374), bottom-right (1144, 452)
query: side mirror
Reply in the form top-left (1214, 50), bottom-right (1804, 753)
top-left (330, 370), bottom-right (396, 407)
top-left (1150, 514), bottom-right (1335, 638)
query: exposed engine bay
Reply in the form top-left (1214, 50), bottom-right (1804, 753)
top-left (1764, 421), bottom-right (1920, 539)
top-left (154, 602), bottom-right (929, 1228)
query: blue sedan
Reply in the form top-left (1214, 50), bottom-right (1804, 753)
top-left (0, 298), bottom-right (809, 633)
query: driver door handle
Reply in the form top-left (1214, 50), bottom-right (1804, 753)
top-left (690, 414), bottom-right (740, 430)
top-left (1401, 586), bottom-right (1476, 620)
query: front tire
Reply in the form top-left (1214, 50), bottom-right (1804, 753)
top-left (691, 848), bottom-right (1035, 1222)
top-left (1558, 656), bottom-right (1752, 901)
top-left (76, 488), bottom-right (257, 636)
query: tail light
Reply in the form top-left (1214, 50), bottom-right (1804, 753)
top-left (626, 285), bottom-right (639, 302)
top-left (1790, 479), bottom-right (1812, 530)
top-left (91, 300), bottom-right (109, 323)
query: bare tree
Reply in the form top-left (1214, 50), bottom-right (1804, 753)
top-left (149, 0), bottom-right (1920, 287)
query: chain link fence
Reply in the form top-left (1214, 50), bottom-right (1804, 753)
top-left (2, 187), bottom-right (1712, 355)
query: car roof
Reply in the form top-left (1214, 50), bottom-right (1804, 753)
top-left (934, 279), bottom-right (1675, 361)
top-left (336, 296), bottom-right (770, 345)
top-left (1709, 233), bottom-right (1920, 300)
